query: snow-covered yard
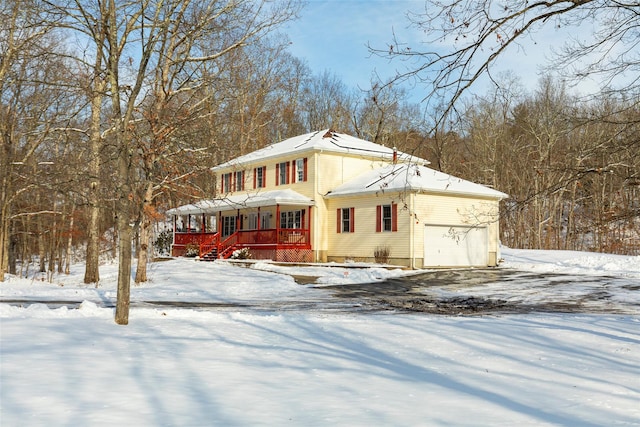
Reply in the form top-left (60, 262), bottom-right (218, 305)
top-left (1, 248), bottom-right (639, 426)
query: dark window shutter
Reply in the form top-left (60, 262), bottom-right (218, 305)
top-left (336, 209), bottom-right (341, 233)
top-left (392, 203), bottom-right (398, 232)
top-left (376, 205), bottom-right (382, 232)
top-left (275, 163), bottom-right (280, 186)
top-left (291, 160), bottom-right (296, 183)
top-left (303, 158), bottom-right (308, 181)
top-left (350, 207), bottom-right (355, 233)
top-left (262, 166), bottom-right (266, 187)
top-left (253, 168), bottom-right (257, 189)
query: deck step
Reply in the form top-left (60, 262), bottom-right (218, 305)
top-left (201, 249), bottom-right (218, 261)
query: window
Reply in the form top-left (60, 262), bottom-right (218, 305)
top-left (292, 158), bottom-right (307, 183)
top-left (260, 212), bottom-right (270, 229)
top-left (336, 208), bottom-right (354, 233)
top-left (221, 173), bottom-right (232, 193)
top-left (247, 213), bottom-right (258, 230)
top-left (376, 203), bottom-right (398, 232)
top-left (276, 161), bottom-right (289, 186)
top-left (222, 215), bottom-right (237, 236)
top-left (234, 171), bottom-right (245, 191)
top-left (280, 210), bottom-right (302, 229)
top-left (253, 166), bottom-right (266, 189)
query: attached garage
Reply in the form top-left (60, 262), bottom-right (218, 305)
top-left (424, 225), bottom-right (488, 267)
top-left (324, 156), bottom-right (508, 268)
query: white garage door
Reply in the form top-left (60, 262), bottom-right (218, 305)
top-left (424, 225), bottom-right (488, 267)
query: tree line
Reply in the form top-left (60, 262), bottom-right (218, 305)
top-left (2, 0), bottom-right (638, 323)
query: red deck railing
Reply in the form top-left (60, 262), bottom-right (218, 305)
top-left (172, 229), bottom-right (310, 258)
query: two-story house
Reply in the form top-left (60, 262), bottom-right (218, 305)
top-left (167, 129), bottom-right (508, 268)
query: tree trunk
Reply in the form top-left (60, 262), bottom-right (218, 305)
top-left (0, 203), bottom-right (9, 281)
top-left (83, 54), bottom-right (105, 284)
top-left (65, 204), bottom-right (75, 274)
top-left (115, 212), bottom-right (132, 325)
top-left (114, 147), bottom-right (133, 325)
top-left (135, 182), bottom-right (154, 284)
top-left (37, 195), bottom-right (46, 273)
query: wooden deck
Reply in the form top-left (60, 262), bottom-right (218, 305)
top-left (171, 229), bottom-right (311, 260)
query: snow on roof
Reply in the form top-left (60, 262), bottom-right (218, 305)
top-left (325, 163), bottom-right (509, 200)
top-left (166, 189), bottom-right (314, 215)
top-left (211, 129), bottom-right (424, 171)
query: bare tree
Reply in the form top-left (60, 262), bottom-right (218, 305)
top-left (48, 0), bottom-right (301, 324)
top-left (301, 71), bottom-right (354, 132)
top-left (373, 0), bottom-right (640, 128)
top-left (0, 0), bottom-right (69, 281)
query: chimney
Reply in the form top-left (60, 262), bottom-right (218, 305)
top-left (323, 129), bottom-right (335, 138)
top-left (392, 147), bottom-right (397, 164)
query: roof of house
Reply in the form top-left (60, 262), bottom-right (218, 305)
top-left (166, 189), bottom-right (315, 215)
top-left (211, 129), bottom-right (426, 171)
top-left (325, 163), bottom-right (509, 200)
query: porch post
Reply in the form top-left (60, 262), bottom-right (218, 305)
top-left (257, 207), bottom-right (261, 231)
top-left (236, 209), bottom-right (240, 231)
top-left (276, 204), bottom-right (280, 244)
top-left (202, 213), bottom-right (206, 232)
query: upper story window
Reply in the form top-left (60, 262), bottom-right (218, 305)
top-left (336, 207), bottom-right (354, 233)
top-left (376, 203), bottom-right (398, 232)
top-left (221, 173), bottom-right (232, 193)
top-left (235, 171), bottom-right (245, 191)
top-left (253, 166), bottom-right (266, 189)
top-left (276, 161), bottom-right (290, 186)
top-left (293, 158), bottom-right (307, 183)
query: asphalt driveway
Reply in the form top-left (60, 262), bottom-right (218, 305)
top-left (316, 268), bottom-right (639, 314)
top-left (2, 268), bottom-right (637, 315)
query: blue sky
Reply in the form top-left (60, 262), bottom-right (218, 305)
top-left (283, 0), bottom-right (426, 97)
top-left (283, 0), bottom-right (599, 103)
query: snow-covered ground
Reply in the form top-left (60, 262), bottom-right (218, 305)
top-left (1, 248), bottom-right (639, 426)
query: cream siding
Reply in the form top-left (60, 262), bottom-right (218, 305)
top-left (316, 152), bottom-right (390, 194)
top-left (325, 194), bottom-right (411, 264)
top-left (216, 155), bottom-right (317, 200)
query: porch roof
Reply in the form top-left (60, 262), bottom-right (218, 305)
top-left (167, 189), bottom-right (315, 216)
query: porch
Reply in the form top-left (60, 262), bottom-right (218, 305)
top-left (167, 189), bottom-right (315, 262)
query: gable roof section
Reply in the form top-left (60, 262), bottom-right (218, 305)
top-left (325, 164), bottom-right (508, 200)
top-left (212, 129), bottom-right (424, 171)
top-left (166, 189), bottom-right (314, 215)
